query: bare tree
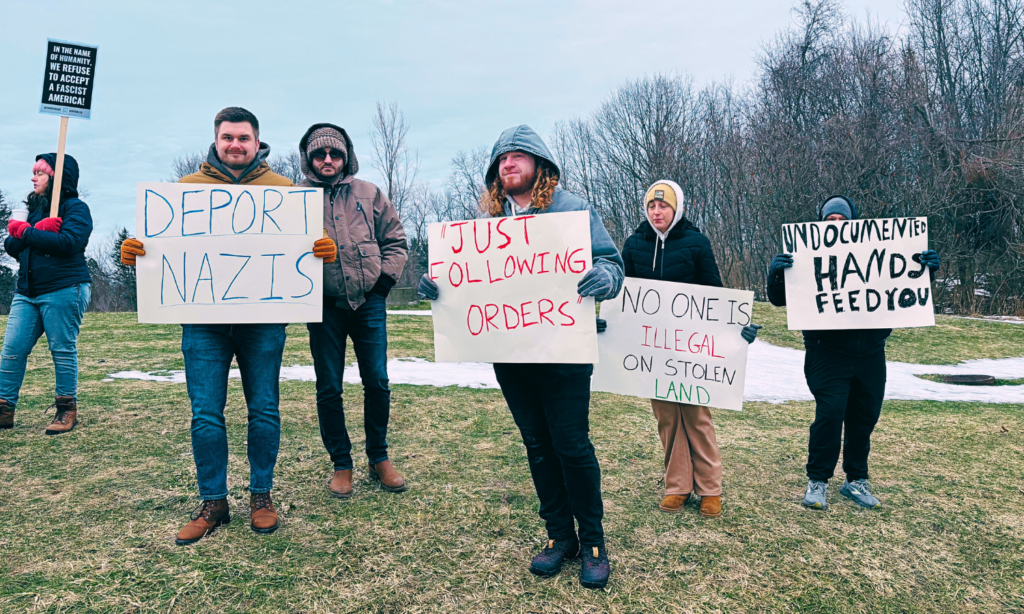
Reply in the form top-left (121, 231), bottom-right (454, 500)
top-left (370, 100), bottom-right (419, 218)
top-left (269, 150), bottom-right (305, 184)
top-left (168, 151), bottom-right (205, 182)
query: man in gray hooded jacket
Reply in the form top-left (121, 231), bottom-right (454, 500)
top-left (297, 123), bottom-right (409, 499)
top-left (419, 125), bottom-right (622, 589)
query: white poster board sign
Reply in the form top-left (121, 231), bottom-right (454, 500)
top-left (782, 217), bottom-right (934, 330)
top-left (135, 182), bottom-right (323, 324)
top-left (427, 211), bottom-right (597, 363)
top-left (593, 278), bottom-right (753, 411)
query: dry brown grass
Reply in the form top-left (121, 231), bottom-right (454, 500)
top-left (0, 312), bottom-right (1022, 612)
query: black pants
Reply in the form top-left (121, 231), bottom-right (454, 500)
top-left (493, 363), bottom-right (605, 546)
top-left (804, 346), bottom-right (886, 482)
top-left (307, 294), bottom-right (391, 471)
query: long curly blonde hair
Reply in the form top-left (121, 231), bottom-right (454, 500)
top-left (481, 159), bottom-right (558, 216)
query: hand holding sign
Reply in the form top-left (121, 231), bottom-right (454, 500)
top-left (427, 211), bottom-right (597, 363)
top-left (781, 217), bottom-right (935, 330)
top-left (593, 278), bottom-right (754, 411)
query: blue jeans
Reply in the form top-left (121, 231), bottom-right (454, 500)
top-left (181, 323), bottom-right (286, 500)
top-left (306, 293), bottom-right (391, 471)
top-left (0, 283), bottom-right (92, 406)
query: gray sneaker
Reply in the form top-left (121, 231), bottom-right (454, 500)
top-left (840, 479), bottom-right (880, 508)
top-left (802, 480), bottom-right (828, 510)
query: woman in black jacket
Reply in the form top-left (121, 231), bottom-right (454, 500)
top-left (621, 180), bottom-right (759, 518)
top-left (0, 154), bottom-right (93, 434)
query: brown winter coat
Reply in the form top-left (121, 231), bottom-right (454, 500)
top-left (298, 123), bottom-right (408, 310)
top-left (180, 143), bottom-right (294, 186)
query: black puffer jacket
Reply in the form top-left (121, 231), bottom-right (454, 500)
top-left (4, 153), bottom-right (93, 298)
top-left (622, 217), bottom-right (723, 288)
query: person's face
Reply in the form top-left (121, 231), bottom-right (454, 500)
top-left (311, 147), bottom-right (345, 177)
top-left (498, 151), bottom-right (537, 196)
top-left (647, 199), bottom-right (675, 232)
top-left (825, 213), bottom-right (847, 221)
top-left (215, 121), bottom-right (259, 170)
top-left (32, 170), bottom-right (50, 195)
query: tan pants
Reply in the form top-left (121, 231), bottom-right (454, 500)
top-left (651, 400), bottom-right (722, 496)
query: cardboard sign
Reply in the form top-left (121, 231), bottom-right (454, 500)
top-left (40, 39), bottom-right (97, 119)
top-left (593, 278), bottom-right (754, 411)
top-left (135, 183), bottom-right (323, 324)
top-left (782, 217), bottom-right (934, 330)
top-left (427, 211), bottom-right (598, 363)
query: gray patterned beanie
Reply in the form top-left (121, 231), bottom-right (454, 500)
top-left (306, 127), bottom-right (347, 164)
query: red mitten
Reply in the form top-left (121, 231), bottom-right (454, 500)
top-left (8, 220), bottom-right (29, 239)
top-left (34, 217), bottom-right (62, 233)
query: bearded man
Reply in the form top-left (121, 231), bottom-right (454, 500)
top-left (419, 125), bottom-right (623, 589)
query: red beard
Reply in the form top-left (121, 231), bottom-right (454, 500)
top-left (501, 169), bottom-right (536, 196)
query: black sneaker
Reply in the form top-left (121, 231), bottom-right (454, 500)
top-left (580, 543), bottom-right (610, 589)
top-left (529, 537), bottom-right (580, 577)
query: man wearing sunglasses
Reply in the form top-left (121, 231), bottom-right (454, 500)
top-left (296, 123), bottom-right (409, 500)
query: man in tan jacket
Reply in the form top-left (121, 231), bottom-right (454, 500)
top-left (296, 123), bottom-right (409, 499)
top-left (121, 107), bottom-right (337, 545)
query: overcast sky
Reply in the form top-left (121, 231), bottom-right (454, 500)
top-left (0, 0), bottom-right (906, 238)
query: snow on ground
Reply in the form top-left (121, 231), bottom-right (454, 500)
top-left (107, 341), bottom-right (1024, 403)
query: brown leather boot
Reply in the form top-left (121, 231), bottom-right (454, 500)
top-left (44, 396), bottom-right (78, 435)
top-left (328, 469), bottom-right (353, 499)
top-left (0, 399), bottom-right (14, 430)
top-left (250, 492), bottom-right (279, 533)
top-left (699, 495), bottom-right (722, 518)
top-left (175, 499), bottom-right (230, 545)
top-left (659, 494), bottom-right (690, 513)
top-left (368, 460), bottom-right (407, 493)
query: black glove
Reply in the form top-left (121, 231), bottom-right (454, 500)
top-left (596, 318), bottom-right (607, 333)
top-left (368, 274), bottom-right (396, 298)
top-left (768, 254), bottom-right (793, 283)
top-left (741, 324), bottom-right (762, 344)
top-left (417, 274), bottom-right (439, 300)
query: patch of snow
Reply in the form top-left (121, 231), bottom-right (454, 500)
top-left (107, 342), bottom-right (1024, 404)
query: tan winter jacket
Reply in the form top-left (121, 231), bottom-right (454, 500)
top-left (298, 123), bottom-right (408, 310)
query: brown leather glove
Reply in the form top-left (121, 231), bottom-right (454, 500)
top-left (313, 232), bottom-right (337, 263)
top-left (121, 238), bottom-right (145, 266)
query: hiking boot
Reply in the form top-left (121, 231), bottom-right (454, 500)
top-left (699, 495), bottom-right (722, 518)
top-left (0, 399), bottom-right (14, 430)
top-left (579, 543), bottom-right (611, 589)
top-left (250, 492), bottom-right (279, 533)
top-left (803, 480), bottom-right (828, 510)
top-left (529, 536), bottom-right (580, 577)
top-left (659, 494), bottom-right (689, 513)
top-left (368, 460), bottom-right (407, 493)
top-left (44, 396), bottom-right (78, 435)
top-left (840, 479), bottom-right (880, 509)
top-left (175, 499), bottom-right (230, 545)
top-left (328, 469), bottom-right (353, 500)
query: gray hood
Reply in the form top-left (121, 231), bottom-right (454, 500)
top-left (485, 124), bottom-right (561, 187)
top-left (206, 141), bottom-right (272, 184)
top-left (299, 122), bottom-right (359, 184)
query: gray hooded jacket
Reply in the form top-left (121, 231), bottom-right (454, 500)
top-left (484, 125), bottom-right (624, 299)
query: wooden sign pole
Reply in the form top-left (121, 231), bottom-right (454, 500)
top-left (49, 116), bottom-right (69, 218)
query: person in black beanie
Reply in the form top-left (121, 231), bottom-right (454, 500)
top-left (766, 196), bottom-right (940, 510)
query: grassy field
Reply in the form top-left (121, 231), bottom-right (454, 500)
top-left (1, 304), bottom-right (1022, 613)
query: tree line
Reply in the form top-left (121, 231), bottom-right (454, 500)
top-left (1, 0), bottom-right (1020, 316)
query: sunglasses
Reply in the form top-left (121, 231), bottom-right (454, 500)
top-left (312, 149), bottom-right (343, 161)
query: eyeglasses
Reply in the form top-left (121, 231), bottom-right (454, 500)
top-left (312, 149), bottom-right (343, 161)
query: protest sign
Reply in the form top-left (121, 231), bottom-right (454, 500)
top-left (427, 211), bottom-right (597, 363)
top-left (593, 278), bottom-right (753, 411)
top-left (135, 183), bottom-right (323, 324)
top-left (40, 39), bottom-right (97, 119)
top-left (782, 217), bottom-right (934, 330)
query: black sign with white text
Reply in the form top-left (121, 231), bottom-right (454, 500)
top-left (40, 39), bottom-right (98, 119)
